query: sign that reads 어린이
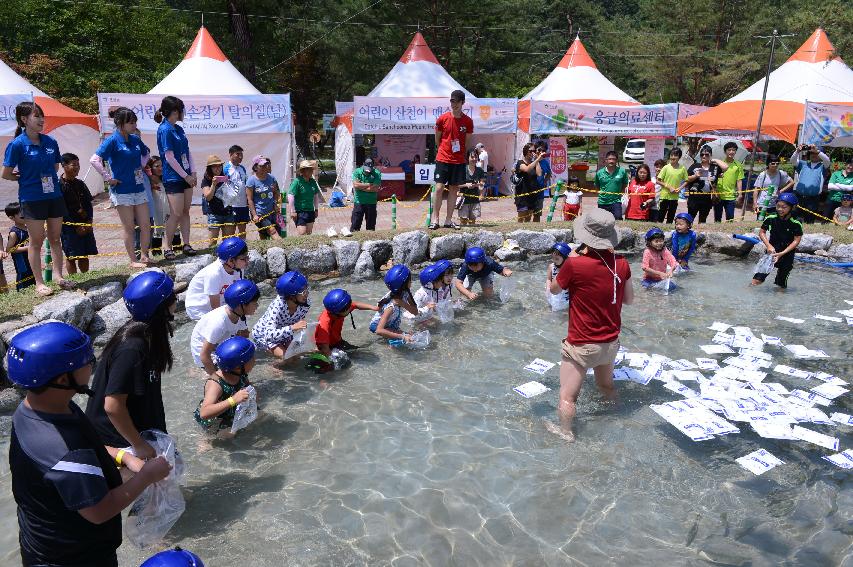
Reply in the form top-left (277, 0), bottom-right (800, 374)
top-left (353, 97), bottom-right (518, 135)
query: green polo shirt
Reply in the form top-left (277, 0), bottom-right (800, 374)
top-left (718, 160), bottom-right (744, 201)
top-left (595, 166), bottom-right (629, 205)
top-left (288, 176), bottom-right (320, 212)
top-left (828, 170), bottom-right (853, 202)
top-left (352, 167), bottom-right (381, 205)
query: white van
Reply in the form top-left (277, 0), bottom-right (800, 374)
top-left (622, 139), bottom-right (645, 163)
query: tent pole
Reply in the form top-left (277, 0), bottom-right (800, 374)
top-left (741, 29), bottom-right (777, 220)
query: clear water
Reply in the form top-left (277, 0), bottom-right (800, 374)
top-left (0, 255), bottom-right (851, 566)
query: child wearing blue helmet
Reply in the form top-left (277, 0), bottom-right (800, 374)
top-left (641, 228), bottom-right (679, 288)
top-left (370, 265), bottom-right (418, 342)
top-left (9, 322), bottom-right (171, 566)
top-left (411, 260), bottom-right (454, 320)
top-left (252, 270), bottom-right (311, 359)
top-left (142, 547), bottom-right (205, 567)
top-left (195, 336), bottom-right (256, 432)
top-left (315, 288), bottom-right (378, 356)
top-left (184, 236), bottom-right (250, 320)
top-left (454, 246), bottom-right (512, 300)
top-left (191, 279), bottom-right (259, 376)
top-left (546, 242), bottom-right (573, 310)
top-left (751, 192), bottom-right (803, 288)
top-left (670, 212), bottom-right (697, 268)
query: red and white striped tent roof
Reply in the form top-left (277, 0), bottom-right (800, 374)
top-left (518, 37), bottom-right (638, 132)
top-left (678, 28), bottom-right (853, 143)
top-left (149, 26), bottom-right (260, 95)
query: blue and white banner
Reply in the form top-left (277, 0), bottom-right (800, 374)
top-left (801, 101), bottom-right (853, 148)
top-left (97, 93), bottom-right (292, 135)
top-left (530, 100), bottom-right (678, 136)
top-left (0, 94), bottom-right (31, 137)
top-left (353, 97), bottom-right (518, 134)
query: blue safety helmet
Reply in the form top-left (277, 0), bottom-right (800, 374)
top-left (465, 247), bottom-right (486, 264)
top-left (777, 192), bottom-right (799, 207)
top-left (7, 322), bottom-right (94, 389)
top-left (140, 547), bottom-right (205, 567)
top-left (323, 289), bottom-right (352, 314)
top-left (213, 336), bottom-right (256, 373)
top-left (674, 212), bottom-right (694, 226)
top-left (276, 271), bottom-right (308, 298)
top-left (124, 270), bottom-right (175, 322)
top-left (384, 265), bottom-right (411, 293)
top-left (552, 242), bottom-right (572, 258)
top-left (217, 237), bottom-right (248, 262)
top-left (223, 279), bottom-right (260, 309)
top-left (434, 259), bottom-right (452, 274)
top-left (645, 228), bottom-right (665, 241)
top-left (419, 260), bottom-right (451, 286)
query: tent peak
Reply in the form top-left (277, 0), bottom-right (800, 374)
top-left (399, 32), bottom-right (440, 65)
top-left (184, 26), bottom-right (228, 62)
top-left (557, 38), bottom-right (596, 70)
top-left (786, 28), bottom-right (840, 65)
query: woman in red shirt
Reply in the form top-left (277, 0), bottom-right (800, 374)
top-left (625, 164), bottom-right (655, 221)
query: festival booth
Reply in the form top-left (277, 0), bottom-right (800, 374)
top-left (333, 33), bottom-right (518, 197)
top-left (0, 60), bottom-right (101, 205)
top-left (97, 27), bottom-right (294, 196)
top-left (678, 28), bottom-right (853, 144)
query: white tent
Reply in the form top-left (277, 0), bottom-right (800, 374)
top-left (334, 33), bottom-right (516, 194)
top-left (0, 59), bottom-right (102, 205)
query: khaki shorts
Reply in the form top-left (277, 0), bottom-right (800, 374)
top-left (561, 339), bottom-right (620, 369)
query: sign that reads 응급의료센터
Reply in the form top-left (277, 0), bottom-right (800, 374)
top-left (353, 97), bottom-right (518, 135)
top-left (529, 101), bottom-right (678, 136)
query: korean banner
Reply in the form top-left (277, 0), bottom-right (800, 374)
top-left (678, 103), bottom-right (710, 121)
top-left (97, 93), bottom-right (292, 135)
top-left (0, 94), bottom-right (30, 137)
top-left (548, 137), bottom-right (569, 183)
top-left (530, 101), bottom-right (678, 136)
top-left (353, 97), bottom-right (518, 134)
top-left (801, 101), bottom-right (853, 148)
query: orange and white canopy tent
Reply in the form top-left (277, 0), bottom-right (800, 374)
top-left (678, 28), bottom-right (853, 143)
top-left (518, 37), bottom-right (638, 134)
top-left (0, 58), bottom-right (101, 203)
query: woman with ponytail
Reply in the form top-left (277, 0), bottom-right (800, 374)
top-left (154, 96), bottom-right (197, 260)
top-left (1, 102), bottom-right (76, 295)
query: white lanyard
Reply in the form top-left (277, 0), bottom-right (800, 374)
top-left (591, 250), bottom-right (621, 304)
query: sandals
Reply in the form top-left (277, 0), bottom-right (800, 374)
top-left (443, 221), bottom-right (461, 230)
top-left (182, 244), bottom-right (197, 256)
top-left (57, 279), bottom-right (77, 291)
top-left (163, 249), bottom-right (177, 260)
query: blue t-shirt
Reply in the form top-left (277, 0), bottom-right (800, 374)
top-left (457, 257), bottom-right (505, 283)
top-left (9, 225), bottom-right (32, 278)
top-left (96, 131), bottom-right (149, 194)
top-left (670, 230), bottom-right (697, 263)
top-left (156, 121), bottom-right (191, 183)
top-left (247, 174), bottom-right (278, 215)
top-left (794, 161), bottom-right (827, 197)
top-left (3, 133), bottom-right (61, 202)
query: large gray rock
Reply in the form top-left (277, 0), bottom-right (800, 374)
top-left (244, 249), bottom-right (269, 281)
top-left (392, 231), bottom-right (430, 265)
top-left (362, 240), bottom-right (392, 268)
top-left (332, 240), bottom-right (361, 276)
top-left (615, 226), bottom-right (635, 250)
top-left (265, 247), bottom-right (288, 278)
top-left (463, 230), bottom-right (504, 255)
top-left (506, 230), bottom-right (556, 254)
top-left (495, 247), bottom-right (528, 262)
top-left (429, 233), bottom-right (466, 260)
top-left (256, 281), bottom-right (274, 297)
top-left (0, 387), bottom-right (23, 413)
top-left (88, 298), bottom-right (132, 346)
top-left (126, 267), bottom-right (167, 286)
top-left (702, 232), bottom-right (754, 257)
top-left (796, 233), bottom-right (833, 254)
top-left (828, 243), bottom-right (853, 262)
top-left (174, 254), bottom-right (213, 283)
top-left (543, 228), bottom-right (573, 243)
top-left (286, 246), bottom-right (336, 276)
top-left (4, 318), bottom-right (62, 343)
top-left (86, 281), bottom-right (123, 310)
top-left (33, 292), bottom-right (94, 329)
top-left (353, 250), bottom-right (377, 279)
top-left (0, 315), bottom-right (37, 345)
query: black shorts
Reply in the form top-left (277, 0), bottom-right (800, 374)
top-left (434, 161), bottom-right (467, 186)
top-left (295, 210), bottom-right (317, 226)
top-left (21, 197), bottom-right (68, 221)
top-left (163, 180), bottom-right (191, 195)
top-left (515, 192), bottom-right (545, 213)
top-left (255, 216), bottom-right (277, 230)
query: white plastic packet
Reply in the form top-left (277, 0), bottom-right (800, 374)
top-left (230, 385), bottom-right (258, 434)
top-left (547, 291), bottom-right (570, 311)
top-left (330, 348), bottom-right (351, 369)
top-left (283, 322), bottom-right (319, 359)
top-left (499, 278), bottom-right (516, 303)
top-left (326, 227), bottom-right (338, 237)
top-left (406, 330), bottom-right (430, 349)
top-left (754, 253), bottom-right (774, 275)
top-left (435, 300), bottom-right (454, 323)
top-left (125, 430), bottom-right (186, 548)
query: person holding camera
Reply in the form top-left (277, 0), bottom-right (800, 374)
top-left (790, 143), bottom-right (829, 223)
top-left (514, 143), bottom-right (546, 222)
top-left (430, 90), bottom-right (473, 230)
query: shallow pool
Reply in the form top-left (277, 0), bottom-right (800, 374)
top-left (1, 255), bottom-right (851, 566)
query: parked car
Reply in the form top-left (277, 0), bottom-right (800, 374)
top-left (622, 139), bottom-right (645, 163)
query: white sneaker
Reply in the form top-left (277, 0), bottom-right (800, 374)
top-left (340, 227), bottom-right (353, 237)
top-left (326, 227), bottom-right (337, 237)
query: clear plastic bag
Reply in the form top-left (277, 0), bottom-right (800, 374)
top-left (125, 430), bottom-right (186, 549)
top-left (435, 300), bottom-right (455, 323)
top-left (283, 322), bottom-right (318, 359)
top-left (330, 348), bottom-right (351, 370)
top-left (499, 277), bottom-right (516, 303)
top-left (754, 253), bottom-right (774, 275)
top-left (230, 385), bottom-right (257, 434)
top-left (548, 291), bottom-right (570, 312)
top-left (406, 330), bottom-right (431, 349)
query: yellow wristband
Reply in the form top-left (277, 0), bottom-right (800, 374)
top-left (227, 396), bottom-right (236, 408)
top-left (115, 449), bottom-right (126, 467)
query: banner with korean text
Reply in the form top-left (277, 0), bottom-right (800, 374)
top-left (529, 101), bottom-right (678, 136)
top-left (353, 97), bottom-right (518, 134)
top-left (0, 94), bottom-right (31, 137)
top-left (97, 93), bottom-right (292, 135)
top-left (801, 101), bottom-right (853, 148)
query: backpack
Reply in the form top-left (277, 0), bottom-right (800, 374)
top-left (511, 161), bottom-right (526, 195)
top-left (328, 190), bottom-right (346, 208)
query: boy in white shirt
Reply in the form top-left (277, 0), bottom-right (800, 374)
top-left (190, 279), bottom-right (259, 375)
top-left (223, 145), bottom-right (250, 239)
top-left (185, 237), bottom-right (249, 320)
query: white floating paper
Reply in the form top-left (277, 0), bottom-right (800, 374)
top-left (736, 449), bottom-right (784, 475)
top-left (785, 344), bottom-right (829, 359)
top-left (751, 422), bottom-right (798, 440)
top-left (773, 364), bottom-right (811, 380)
top-left (775, 316), bottom-right (805, 324)
top-left (625, 352), bottom-right (650, 368)
top-left (712, 332), bottom-right (735, 346)
top-left (814, 314), bottom-right (843, 323)
top-left (847, 317), bottom-right (853, 327)
top-left (700, 344), bottom-right (734, 355)
top-left (823, 450), bottom-right (853, 469)
top-left (708, 321), bottom-right (731, 332)
top-left (750, 382), bottom-right (790, 395)
top-left (834, 308), bottom-right (853, 317)
top-left (810, 383), bottom-right (848, 400)
top-left (614, 367), bottom-right (651, 385)
top-left (810, 371), bottom-right (846, 385)
top-left (696, 358), bottom-right (721, 371)
top-left (524, 359), bottom-right (555, 375)
top-left (846, 300), bottom-right (853, 306)
top-left (668, 359), bottom-right (699, 370)
top-left (673, 370), bottom-right (704, 382)
top-left (513, 381), bottom-right (551, 398)
top-left (830, 412), bottom-right (853, 426)
top-left (664, 381), bottom-right (699, 398)
top-left (789, 390), bottom-right (832, 407)
top-left (791, 425), bottom-right (840, 451)
top-left (761, 334), bottom-right (783, 346)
